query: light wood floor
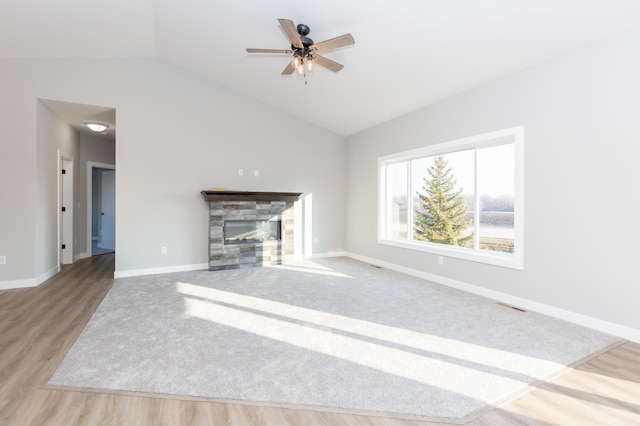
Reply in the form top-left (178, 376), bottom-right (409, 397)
top-left (1, 254), bottom-right (639, 425)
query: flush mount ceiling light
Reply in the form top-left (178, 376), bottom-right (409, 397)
top-left (85, 122), bottom-right (108, 132)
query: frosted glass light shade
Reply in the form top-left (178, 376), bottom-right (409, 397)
top-left (85, 122), bottom-right (108, 132)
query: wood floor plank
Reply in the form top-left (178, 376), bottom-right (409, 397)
top-left (1, 253), bottom-right (639, 425)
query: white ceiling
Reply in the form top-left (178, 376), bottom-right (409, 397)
top-left (40, 99), bottom-right (116, 141)
top-left (3, 0), bottom-right (640, 136)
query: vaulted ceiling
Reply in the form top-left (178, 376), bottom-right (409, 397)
top-left (3, 1), bottom-right (640, 136)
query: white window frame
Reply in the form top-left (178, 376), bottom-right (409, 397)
top-left (378, 126), bottom-right (524, 270)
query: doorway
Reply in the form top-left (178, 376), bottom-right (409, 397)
top-left (87, 162), bottom-right (116, 256)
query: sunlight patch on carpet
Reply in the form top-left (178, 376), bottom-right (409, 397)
top-left (48, 257), bottom-right (620, 420)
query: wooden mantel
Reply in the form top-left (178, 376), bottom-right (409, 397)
top-left (201, 190), bottom-right (302, 202)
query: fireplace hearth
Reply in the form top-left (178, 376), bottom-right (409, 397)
top-left (201, 191), bottom-right (302, 270)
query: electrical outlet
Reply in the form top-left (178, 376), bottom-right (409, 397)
top-left (238, 169), bottom-right (243, 176)
top-left (0, 255), bottom-right (6, 265)
top-left (254, 169), bottom-right (259, 177)
top-left (161, 246), bottom-right (167, 254)
top-left (438, 256), bottom-right (444, 265)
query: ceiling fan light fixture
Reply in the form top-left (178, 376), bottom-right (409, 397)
top-left (292, 55), bottom-right (301, 69)
top-left (85, 122), bottom-right (108, 132)
top-left (246, 19), bottom-right (354, 78)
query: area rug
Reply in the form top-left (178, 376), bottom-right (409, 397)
top-left (48, 257), bottom-right (620, 420)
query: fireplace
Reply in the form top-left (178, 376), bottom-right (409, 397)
top-left (201, 190), bottom-right (302, 270)
top-left (224, 220), bottom-right (281, 244)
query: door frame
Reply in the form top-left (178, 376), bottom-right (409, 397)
top-left (86, 161), bottom-right (116, 256)
top-left (58, 151), bottom-right (74, 270)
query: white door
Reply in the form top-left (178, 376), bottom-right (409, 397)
top-left (61, 159), bottom-right (74, 265)
top-left (99, 169), bottom-right (116, 251)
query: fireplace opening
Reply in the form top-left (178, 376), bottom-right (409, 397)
top-left (224, 220), bottom-right (281, 244)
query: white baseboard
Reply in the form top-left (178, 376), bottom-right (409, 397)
top-left (36, 266), bottom-right (59, 286)
top-left (306, 251), bottom-right (347, 260)
top-left (74, 252), bottom-right (91, 261)
top-left (0, 277), bottom-right (37, 290)
top-left (115, 253), bottom-right (351, 278)
top-left (345, 252), bottom-right (640, 344)
top-left (0, 265), bottom-right (58, 290)
top-left (114, 263), bottom-right (209, 279)
top-left (114, 253), bottom-right (351, 279)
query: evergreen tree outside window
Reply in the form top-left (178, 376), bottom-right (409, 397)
top-left (414, 155), bottom-right (473, 247)
top-left (378, 126), bottom-right (524, 270)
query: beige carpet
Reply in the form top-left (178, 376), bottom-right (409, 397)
top-left (48, 257), bottom-right (620, 420)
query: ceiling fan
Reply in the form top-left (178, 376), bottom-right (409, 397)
top-left (246, 19), bottom-right (355, 75)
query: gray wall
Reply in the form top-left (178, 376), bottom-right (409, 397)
top-left (346, 29), bottom-right (640, 334)
top-left (0, 58), bottom-right (345, 284)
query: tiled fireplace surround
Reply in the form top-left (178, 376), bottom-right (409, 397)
top-left (201, 191), bottom-right (302, 271)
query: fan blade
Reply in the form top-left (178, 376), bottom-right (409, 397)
top-left (312, 54), bottom-right (344, 72)
top-left (246, 48), bottom-right (293, 54)
top-left (281, 61), bottom-right (295, 75)
top-left (312, 33), bottom-right (355, 52)
top-left (278, 18), bottom-right (303, 49)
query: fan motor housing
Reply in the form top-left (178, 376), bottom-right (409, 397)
top-left (297, 24), bottom-right (314, 48)
top-left (296, 24), bottom-right (310, 36)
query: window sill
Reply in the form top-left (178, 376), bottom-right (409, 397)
top-left (378, 237), bottom-right (523, 270)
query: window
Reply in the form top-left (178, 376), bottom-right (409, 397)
top-left (378, 126), bottom-right (524, 269)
